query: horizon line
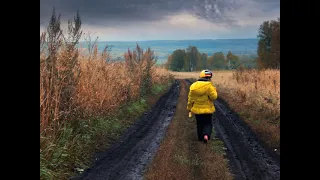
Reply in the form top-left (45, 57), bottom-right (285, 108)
top-left (78, 38), bottom-right (258, 43)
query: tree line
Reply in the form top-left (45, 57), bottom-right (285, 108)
top-left (257, 18), bottom-right (280, 69)
top-left (165, 17), bottom-right (280, 71)
top-left (164, 46), bottom-right (241, 71)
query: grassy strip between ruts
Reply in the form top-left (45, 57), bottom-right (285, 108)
top-left (40, 82), bottom-right (173, 180)
top-left (145, 80), bottom-right (233, 180)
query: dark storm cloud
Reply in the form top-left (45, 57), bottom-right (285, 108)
top-left (40, 0), bottom-right (279, 26)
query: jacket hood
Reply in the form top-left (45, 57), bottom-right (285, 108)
top-left (190, 79), bottom-right (212, 96)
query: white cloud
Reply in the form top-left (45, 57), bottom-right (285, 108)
top-left (79, 13), bottom-right (233, 41)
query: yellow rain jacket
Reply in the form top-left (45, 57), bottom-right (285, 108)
top-left (187, 79), bottom-right (218, 114)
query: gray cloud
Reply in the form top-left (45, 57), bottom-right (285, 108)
top-left (40, 0), bottom-right (279, 27)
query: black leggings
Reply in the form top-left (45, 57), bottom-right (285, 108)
top-left (195, 114), bottom-right (213, 141)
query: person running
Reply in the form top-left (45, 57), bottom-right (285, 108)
top-left (187, 69), bottom-right (218, 143)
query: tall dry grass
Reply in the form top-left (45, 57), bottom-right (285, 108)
top-left (217, 70), bottom-right (279, 150)
top-left (171, 69), bottom-right (280, 153)
top-left (74, 47), bottom-right (171, 119)
top-left (40, 10), bottom-right (172, 180)
top-left (40, 18), bottom-right (171, 135)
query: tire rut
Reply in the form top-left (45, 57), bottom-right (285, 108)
top-left (70, 80), bottom-right (180, 180)
top-left (185, 79), bottom-right (280, 180)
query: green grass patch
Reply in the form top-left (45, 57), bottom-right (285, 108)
top-left (211, 140), bottom-right (225, 155)
top-left (126, 98), bottom-right (148, 115)
top-left (40, 116), bottom-right (129, 180)
top-left (152, 81), bottom-right (173, 95)
top-left (210, 128), bottom-right (226, 155)
top-left (152, 84), bottom-right (166, 95)
top-left (174, 153), bottom-right (202, 167)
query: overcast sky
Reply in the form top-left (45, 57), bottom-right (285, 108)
top-left (40, 0), bottom-right (279, 41)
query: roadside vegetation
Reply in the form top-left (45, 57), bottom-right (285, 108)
top-left (40, 9), bottom-right (173, 180)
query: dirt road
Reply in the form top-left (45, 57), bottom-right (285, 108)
top-left (71, 80), bottom-right (180, 180)
top-left (72, 79), bottom-right (280, 180)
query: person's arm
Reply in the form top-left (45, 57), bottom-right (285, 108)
top-left (187, 87), bottom-right (194, 111)
top-left (208, 84), bottom-right (218, 101)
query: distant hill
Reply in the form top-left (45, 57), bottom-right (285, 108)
top-left (78, 38), bottom-right (259, 64)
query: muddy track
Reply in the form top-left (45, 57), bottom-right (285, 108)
top-left (185, 79), bottom-right (280, 180)
top-left (71, 80), bottom-right (180, 180)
